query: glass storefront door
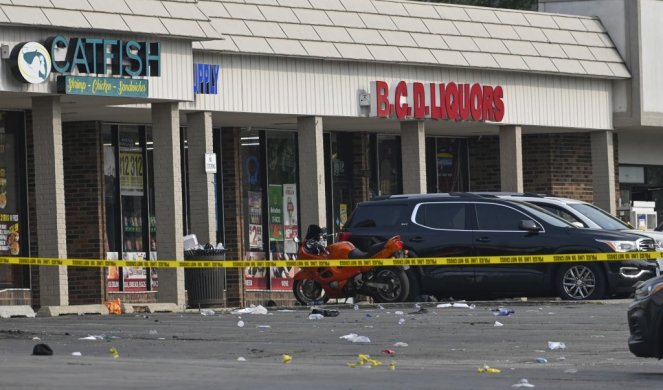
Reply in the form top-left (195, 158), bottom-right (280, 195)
top-left (103, 124), bottom-right (158, 292)
top-left (0, 111), bottom-right (28, 289)
top-left (426, 137), bottom-right (469, 193)
top-left (239, 129), bottom-right (299, 291)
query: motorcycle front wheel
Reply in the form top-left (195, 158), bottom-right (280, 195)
top-left (293, 279), bottom-right (329, 305)
top-left (372, 267), bottom-right (410, 303)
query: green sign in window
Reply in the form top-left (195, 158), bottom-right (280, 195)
top-left (57, 75), bottom-right (149, 98)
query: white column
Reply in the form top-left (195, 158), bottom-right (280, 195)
top-left (32, 96), bottom-right (68, 306)
top-left (400, 121), bottom-right (426, 194)
top-left (499, 125), bottom-right (523, 192)
top-left (186, 112), bottom-right (216, 245)
top-left (297, 116), bottom-right (326, 230)
top-left (591, 130), bottom-right (616, 214)
top-left (152, 103), bottom-right (185, 306)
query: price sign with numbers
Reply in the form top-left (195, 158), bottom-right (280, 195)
top-left (120, 151), bottom-right (144, 196)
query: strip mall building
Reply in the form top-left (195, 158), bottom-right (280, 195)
top-left (0, 0), bottom-right (656, 310)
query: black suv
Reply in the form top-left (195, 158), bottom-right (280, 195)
top-left (339, 193), bottom-right (658, 301)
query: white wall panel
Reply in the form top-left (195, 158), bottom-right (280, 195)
top-left (186, 53), bottom-right (613, 129)
top-left (0, 27), bottom-right (192, 101)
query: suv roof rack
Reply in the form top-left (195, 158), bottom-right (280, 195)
top-left (368, 192), bottom-right (488, 201)
top-left (471, 192), bottom-right (546, 198)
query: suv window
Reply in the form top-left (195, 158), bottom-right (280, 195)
top-left (532, 202), bottom-right (587, 227)
top-left (414, 203), bottom-right (466, 230)
top-left (569, 203), bottom-right (630, 230)
top-left (346, 204), bottom-right (405, 228)
top-left (475, 203), bottom-right (535, 231)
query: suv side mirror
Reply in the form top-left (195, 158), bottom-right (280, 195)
top-left (519, 219), bottom-right (542, 232)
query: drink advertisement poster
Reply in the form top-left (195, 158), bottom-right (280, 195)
top-left (106, 252), bottom-right (120, 292)
top-left (244, 251), bottom-right (267, 290)
top-left (122, 252), bottom-right (147, 291)
top-left (268, 184), bottom-right (283, 241)
top-left (282, 184), bottom-right (298, 241)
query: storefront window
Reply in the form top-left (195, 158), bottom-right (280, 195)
top-left (103, 124), bottom-right (158, 292)
top-left (426, 137), bottom-right (469, 193)
top-left (0, 111), bottom-right (27, 289)
top-left (240, 129), bottom-right (299, 291)
top-left (369, 135), bottom-right (402, 197)
top-left (324, 132), bottom-right (354, 238)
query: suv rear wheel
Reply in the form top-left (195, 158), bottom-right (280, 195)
top-left (555, 263), bottom-right (606, 300)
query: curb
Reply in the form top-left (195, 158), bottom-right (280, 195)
top-left (0, 305), bottom-right (36, 318)
top-left (37, 304), bottom-right (109, 317)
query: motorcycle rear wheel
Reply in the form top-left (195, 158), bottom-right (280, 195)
top-left (372, 267), bottom-right (410, 303)
top-left (293, 279), bottom-right (329, 305)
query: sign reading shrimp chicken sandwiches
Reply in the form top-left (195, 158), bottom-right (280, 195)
top-left (370, 80), bottom-right (505, 122)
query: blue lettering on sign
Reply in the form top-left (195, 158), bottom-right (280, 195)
top-left (193, 63), bottom-right (219, 95)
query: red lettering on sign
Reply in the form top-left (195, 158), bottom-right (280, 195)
top-left (412, 82), bottom-right (426, 118)
top-left (394, 81), bottom-right (408, 120)
top-left (482, 85), bottom-right (494, 121)
top-left (493, 86), bottom-right (505, 122)
top-left (470, 83), bottom-right (483, 121)
top-left (445, 82), bottom-right (459, 121)
top-left (372, 80), bottom-right (389, 118)
top-left (459, 83), bottom-right (471, 121)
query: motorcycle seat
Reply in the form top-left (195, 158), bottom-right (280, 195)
top-left (348, 241), bottom-right (388, 259)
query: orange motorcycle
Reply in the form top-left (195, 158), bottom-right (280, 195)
top-left (293, 224), bottom-right (410, 305)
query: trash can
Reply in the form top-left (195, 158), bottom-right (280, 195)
top-left (184, 248), bottom-right (226, 307)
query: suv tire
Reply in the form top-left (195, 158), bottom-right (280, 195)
top-left (555, 263), bottom-right (606, 300)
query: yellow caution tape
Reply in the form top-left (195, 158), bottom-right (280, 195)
top-left (0, 251), bottom-right (660, 268)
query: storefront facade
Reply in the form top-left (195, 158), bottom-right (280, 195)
top-left (0, 0), bottom-right (639, 308)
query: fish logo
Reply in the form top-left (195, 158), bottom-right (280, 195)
top-left (15, 42), bottom-right (51, 84)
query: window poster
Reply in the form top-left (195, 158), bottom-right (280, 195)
top-left (122, 252), bottom-right (147, 291)
top-left (244, 251), bottom-right (267, 290)
top-left (106, 252), bottom-right (120, 292)
top-left (248, 191), bottom-right (263, 249)
top-left (268, 184), bottom-right (283, 241)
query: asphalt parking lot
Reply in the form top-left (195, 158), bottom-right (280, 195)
top-left (0, 299), bottom-right (661, 389)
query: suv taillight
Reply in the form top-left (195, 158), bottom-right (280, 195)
top-left (338, 231), bottom-right (352, 242)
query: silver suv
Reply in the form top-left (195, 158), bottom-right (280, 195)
top-left (484, 193), bottom-right (663, 275)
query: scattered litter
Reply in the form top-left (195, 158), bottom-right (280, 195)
top-left (477, 365), bottom-right (501, 374)
top-left (149, 330), bottom-right (158, 335)
top-left (364, 325), bottom-right (373, 328)
top-left (71, 352), bottom-right (82, 357)
top-left (393, 342), bottom-right (408, 347)
top-left (548, 341), bottom-right (566, 350)
top-left (451, 348), bottom-right (466, 352)
top-left (311, 308), bottom-right (339, 317)
top-left (494, 321), bottom-right (504, 327)
top-left (32, 344), bottom-right (53, 356)
top-left (520, 297), bottom-right (528, 302)
top-left (564, 368), bottom-right (578, 374)
top-left (353, 304), bottom-right (359, 310)
top-left (395, 311), bottom-right (404, 315)
top-left (237, 320), bottom-right (245, 328)
top-left (105, 299), bottom-right (122, 315)
top-left (232, 305), bottom-right (268, 315)
top-left (492, 308), bottom-right (515, 316)
top-left (32, 337), bottom-right (41, 341)
top-left (308, 314), bottom-right (324, 320)
top-left (382, 349), bottom-right (396, 357)
top-left (282, 354), bottom-right (292, 363)
top-left (277, 309), bottom-right (295, 312)
top-left (366, 314), bottom-right (372, 318)
top-left (79, 335), bottom-right (104, 341)
top-left (237, 357), bottom-right (247, 362)
top-left (389, 361), bottom-right (396, 370)
top-left (347, 353), bottom-right (381, 368)
top-left (558, 357), bottom-right (566, 361)
top-left (256, 325), bottom-right (271, 329)
top-left (512, 379), bottom-right (535, 388)
top-left (535, 357), bottom-right (547, 364)
top-left (436, 302), bottom-right (475, 309)
top-left (378, 304), bottom-right (385, 310)
top-left (409, 307), bottom-right (428, 314)
top-left (109, 347), bottom-right (120, 359)
top-left (200, 309), bottom-right (216, 316)
top-left (339, 333), bottom-right (371, 343)
top-left (398, 318), bottom-right (406, 325)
